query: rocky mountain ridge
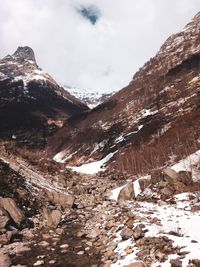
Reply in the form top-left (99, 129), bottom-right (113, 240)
top-left (51, 11), bottom-right (200, 176)
top-left (0, 46), bottom-right (88, 153)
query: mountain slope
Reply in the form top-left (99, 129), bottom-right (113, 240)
top-left (0, 46), bottom-right (88, 150)
top-left (51, 12), bottom-right (200, 175)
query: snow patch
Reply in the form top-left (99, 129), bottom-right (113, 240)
top-left (67, 152), bottom-right (117, 175)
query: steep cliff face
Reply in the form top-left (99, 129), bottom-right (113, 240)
top-left (0, 46), bottom-right (88, 150)
top-left (51, 12), bottom-right (200, 175)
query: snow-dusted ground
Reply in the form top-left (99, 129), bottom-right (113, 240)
top-left (67, 152), bottom-right (117, 175)
top-left (111, 192), bottom-right (200, 267)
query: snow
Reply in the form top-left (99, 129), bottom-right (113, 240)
top-left (171, 149), bottom-right (200, 181)
top-left (171, 149), bottom-right (200, 172)
top-left (111, 197), bottom-right (200, 267)
top-left (134, 179), bottom-right (142, 197)
top-left (53, 149), bottom-right (69, 163)
top-left (110, 184), bottom-right (126, 201)
top-left (110, 176), bottom-right (149, 201)
top-left (90, 140), bottom-right (107, 154)
top-left (67, 152), bottom-right (117, 175)
top-left (53, 148), bottom-right (80, 163)
top-left (141, 109), bottom-right (158, 118)
top-left (111, 238), bottom-right (139, 267)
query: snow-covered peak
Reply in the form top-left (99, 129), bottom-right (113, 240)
top-left (64, 86), bottom-right (115, 108)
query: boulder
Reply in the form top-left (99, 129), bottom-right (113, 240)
top-left (178, 171), bottom-right (193, 185)
top-left (117, 182), bottom-right (135, 205)
top-left (138, 178), bottom-right (151, 191)
top-left (173, 181), bottom-right (186, 193)
top-left (0, 198), bottom-right (24, 225)
top-left (0, 254), bottom-right (11, 267)
top-left (133, 225), bottom-right (145, 240)
top-left (43, 208), bottom-right (62, 228)
top-left (45, 190), bottom-right (74, 208)
top-left (0, 208), bottom-right (9, 228)
top-left (125, 262), bottom-right (146, 267)
top-left (170, 259), bottom-right (182, 267)
top-left (160, 187), bottom-right (174, 197)
top-left (120, 227), bottom-right (133, 240)
top-left (163, 168), bottom-right (178, 182)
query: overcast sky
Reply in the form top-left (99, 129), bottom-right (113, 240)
top-left (0, 0), bottom-right (200, 92)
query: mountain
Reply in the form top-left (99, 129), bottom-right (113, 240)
top-left (51, 12), bottom-right (200, 176)
top-left (65, 86), bottom-right (115, 109)
top-left (1, 13), bottom-right (200, 267)
top-left (0, 46), bottom-right (88, 151)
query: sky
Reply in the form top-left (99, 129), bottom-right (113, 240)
top-left (0, 0), bottom-right (200, 93)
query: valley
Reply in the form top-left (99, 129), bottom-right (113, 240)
top-left (0, 10), bottom-right (200, 267)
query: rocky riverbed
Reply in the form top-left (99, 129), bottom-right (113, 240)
top-left (0, 147), bottom-right (200, 267)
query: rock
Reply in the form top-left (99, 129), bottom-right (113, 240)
top-left (139, 178), bottom-right (151, 191)
top-left (0, 198), bottom-right (24, 225)
top-left (124, 262), bottom-right (146, 267)
top-left (178, 171), bottom-right (193, 185)
top-left (160, 187), bottom-right (174, 197)
top-left (77, 251), bottom-right (84, 255)
top-left (45, 190), bottom-right (74, 208)
top-left (118, 182), bottom-right (135, 204)
top-left (120, 227), bottom-right (133, 240)
top-left (0, 234), bottom-right (9, 245)
top-left (124, 246), bottom-right (133, 254)
top-left (60, 244), bottom-right (69, 249)
top-left (191, 259), bottom-right (200, 266)
top-left (163, 168), bottom-right (179, 182)
top-left (170, 259), bottom-right (182, 267)
top-left (133, 225), bottom-right (145, 240)
top-left (173, 182), bottom-right (186, 193)
top-left (43, 208), bottom-right (61, 228)
top-left (39, 241), bottom-right (49, 247)
top-left (100, 263), bottom-right (111, 267)
top-left (105, 220), bottom-right (114, 230)
top-left (0, 254), bottom-right (11, 267)
top-left (49, 260), bottom-right (56, 265)
top-left (0, 208), bottom-right (9, 228)
top-left (33, 260), bottom-right (44, 266)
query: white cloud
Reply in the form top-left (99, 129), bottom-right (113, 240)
top-left (0, 0), bottom-right (200, 92)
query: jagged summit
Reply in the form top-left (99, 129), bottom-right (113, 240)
top-left (12, 46), bottom-right (36, 62)
top-left (0, 46), bottom-right (88, 147)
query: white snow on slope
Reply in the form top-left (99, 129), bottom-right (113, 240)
top-left (67, 152), bottom-right (117, 175)
top-left (171, 149), bottom-right (200, 181)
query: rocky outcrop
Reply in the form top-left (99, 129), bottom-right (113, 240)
top-left (0, 198), bottom-right (24, 225)
top-left (117, 182), bottom-right (135, 205)
top-left (43, 208), bottom-right (62, 228)
top-left (0, 254), bottom-right (11, 267)
top-left (0, 208), bottom-right (9, 228)
top-left (45, 190), bottom-right (74, 209)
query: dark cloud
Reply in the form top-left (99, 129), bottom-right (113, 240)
top-left (78, 5), bottom-right (101, 25)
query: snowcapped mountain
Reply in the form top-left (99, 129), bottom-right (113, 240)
top-left (64, 86), bottom-right (115, 109)
top-left (0, 46), bottom-right (88, 148)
